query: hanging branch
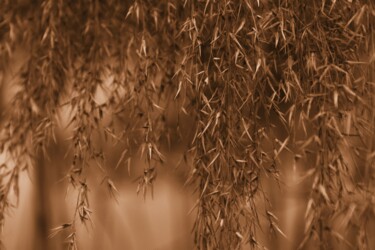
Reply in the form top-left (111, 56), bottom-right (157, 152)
top-left (0, 0), bottom-right (374, 249)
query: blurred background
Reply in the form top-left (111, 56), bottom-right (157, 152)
top-left (0, 45), bottom-right (311, 250)
top-left (1, 2), bottom-right (375, 250)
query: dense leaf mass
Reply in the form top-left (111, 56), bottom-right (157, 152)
top-left (0, 0), bottom-right (374, 249)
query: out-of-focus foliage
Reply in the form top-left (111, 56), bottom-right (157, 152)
top-left (0, 0), bottom-right (374, 249)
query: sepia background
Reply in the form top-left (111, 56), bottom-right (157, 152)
top-left (1, 1), bottom-right (375, 249)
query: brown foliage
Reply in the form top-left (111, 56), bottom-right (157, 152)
top-left (0, 0), bottom-right (374, 249)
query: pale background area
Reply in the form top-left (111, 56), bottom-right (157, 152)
top-left (1, 47), bottom-right (374, 250)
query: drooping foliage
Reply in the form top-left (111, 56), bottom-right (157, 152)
top-left (0, 0), bottom-right (374, 249)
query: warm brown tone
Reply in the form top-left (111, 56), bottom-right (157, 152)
top-left (0, 1), bottom-right (375, 249)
